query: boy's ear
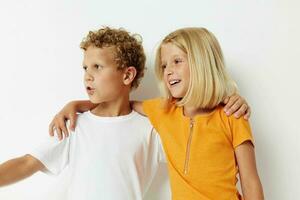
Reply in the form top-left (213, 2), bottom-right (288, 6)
top-left (123, 66), bottom-right (137, 86)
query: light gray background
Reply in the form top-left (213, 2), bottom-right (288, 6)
top-left (0, 0), bottom-right (299, 199)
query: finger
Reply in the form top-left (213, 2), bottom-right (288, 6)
top-left (223, 96), bottom-right (229, 104)
top-left (224, 94), bottom-right (239, 112)
top-left (228, 98), bottom-right (245, 116)
top-left (224, 95), bottom-right (239, 114)
top-left (234, 104), bottom-right (248, 118)
top-left (230, 97), bottom-right (245, 115)
top-left (55, 126), bottom-right (63, 140)
top-left (49, 122), bottom-right (55, 136)
top-left (69, 114), bottom-right (78, 131)
top-left (61, 125), bottom-right (69, 138)
top-left (244, 107), bottom-right (251, 120)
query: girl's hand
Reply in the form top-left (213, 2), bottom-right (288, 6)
top-left (48, 101), bottom-right (78, 140)
top-left (223, 94), bottom-right (251, 120)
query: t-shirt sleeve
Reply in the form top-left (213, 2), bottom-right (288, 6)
top-left (143, 127), bottom-right (168, 193)
top-left (153, 129), bottom-right (167, 164)
top-left (143, 99), bottom-right (167, 163)
top-left (229, 116), bottom-right (254, 149)
top-left (28, 135), bottom-right (71, 176)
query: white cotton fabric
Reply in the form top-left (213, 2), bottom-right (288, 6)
top-left (29, 111), bottom-right (167, 200)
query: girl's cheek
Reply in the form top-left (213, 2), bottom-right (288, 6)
top-left (163, 79), bottom-right (169, 89)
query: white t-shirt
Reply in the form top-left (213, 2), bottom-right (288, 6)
top-left (29, 111), bottom-right (167, 200)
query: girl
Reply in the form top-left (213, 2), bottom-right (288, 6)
top-left (50, 27), bottom-right (263, 199)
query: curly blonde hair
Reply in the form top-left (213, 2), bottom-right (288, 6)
top-left (80, 27), bottom-right (146, 89)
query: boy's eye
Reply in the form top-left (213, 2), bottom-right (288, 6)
top-left (94, 64), bottom-right (103, 69)
top-left (83, 66), bottom-right (87, 71)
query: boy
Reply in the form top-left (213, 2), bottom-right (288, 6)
top-left (0, 27), bottom-right (166, 200)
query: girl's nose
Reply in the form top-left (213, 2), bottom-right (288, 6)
top-left (166, 66), bottom-right (174, 75)
top-left (167, 70), bottom-right (173, 75)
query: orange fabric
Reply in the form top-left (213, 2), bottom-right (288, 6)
top-left (143, 98), bottom-right (253, 200)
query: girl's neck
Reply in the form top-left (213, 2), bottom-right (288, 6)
top-left (183, 105), bottom-right (216, 118)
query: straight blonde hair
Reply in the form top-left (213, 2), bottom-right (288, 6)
top-left (155, 27), bottom-right (237, 109)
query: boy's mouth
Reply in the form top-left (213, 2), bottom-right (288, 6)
top-left (86, 86), bottom-right (95, 95)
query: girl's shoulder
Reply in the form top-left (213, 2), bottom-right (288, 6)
top-left (143, 98), bottom-right (177, 113)
top-left (208, 105), bottom-right (253, 147)
top-left (212, 105), bottom-right (249, 123)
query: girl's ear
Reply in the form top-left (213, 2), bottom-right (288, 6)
top-left (123, 66), bottom-right (137, 86)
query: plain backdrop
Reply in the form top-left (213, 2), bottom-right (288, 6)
top-left (0, 0), bottom-right (299, 199)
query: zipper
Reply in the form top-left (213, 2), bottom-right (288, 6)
top-left (184, 118), bottom-right (194, 175)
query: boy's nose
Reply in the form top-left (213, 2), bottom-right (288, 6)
top-left (84, 72), bottom-right (94, 81)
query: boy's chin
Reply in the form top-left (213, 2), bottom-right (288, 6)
top-left (88, 97), bottom-right (101, 104)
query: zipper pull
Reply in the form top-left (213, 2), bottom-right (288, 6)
top-left (190, 118), bottom-right (194, 128)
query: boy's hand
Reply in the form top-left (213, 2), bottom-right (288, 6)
top-left (49, 102), bottom-right (78, 140)
top-left (223, 94), bottom-right (251, 120)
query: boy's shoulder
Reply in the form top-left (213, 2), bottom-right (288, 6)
top-left (128, 111), bottom-right (154, 130)
top-left (72, 111), bottom-right (90, 125)
top-left (76, 111), bottom-right (153, 128)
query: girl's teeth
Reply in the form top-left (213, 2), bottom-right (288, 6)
top-left (170, 80), bottom-right (180, 85)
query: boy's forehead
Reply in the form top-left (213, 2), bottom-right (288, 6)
top-left (83, 45), bottom-right (117, 63)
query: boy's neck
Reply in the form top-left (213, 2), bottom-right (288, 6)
top-left (91, 96), bottom-right (132, 117)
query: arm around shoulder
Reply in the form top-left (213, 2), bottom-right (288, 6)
top-left (131, 101), bottom-right (146, 116)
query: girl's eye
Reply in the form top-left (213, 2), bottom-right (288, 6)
top-left (83, 66), bottom-right (87, 71)
top-left (174, 59), bottom-right (182, 64)
top-left (161, 64), bottom-right (167, 70)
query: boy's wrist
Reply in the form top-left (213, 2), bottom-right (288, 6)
top-left (72, 100), bottom-right (86, 113)
top-left (70, 101), bottom-right (79, 111)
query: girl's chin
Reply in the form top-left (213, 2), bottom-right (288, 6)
top-left (169, 92), bottom-right (184, 99)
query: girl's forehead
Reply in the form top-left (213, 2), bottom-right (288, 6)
top-left (161, 42), bottom-right (177, 50)
top-left (161, 43), bottom-right (186, 57)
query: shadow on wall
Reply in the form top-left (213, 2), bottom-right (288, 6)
top-left (130, 63), bottom-right (161, 101)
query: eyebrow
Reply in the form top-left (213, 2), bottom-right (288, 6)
top-left (172, 54), bottom-right (185, 58)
